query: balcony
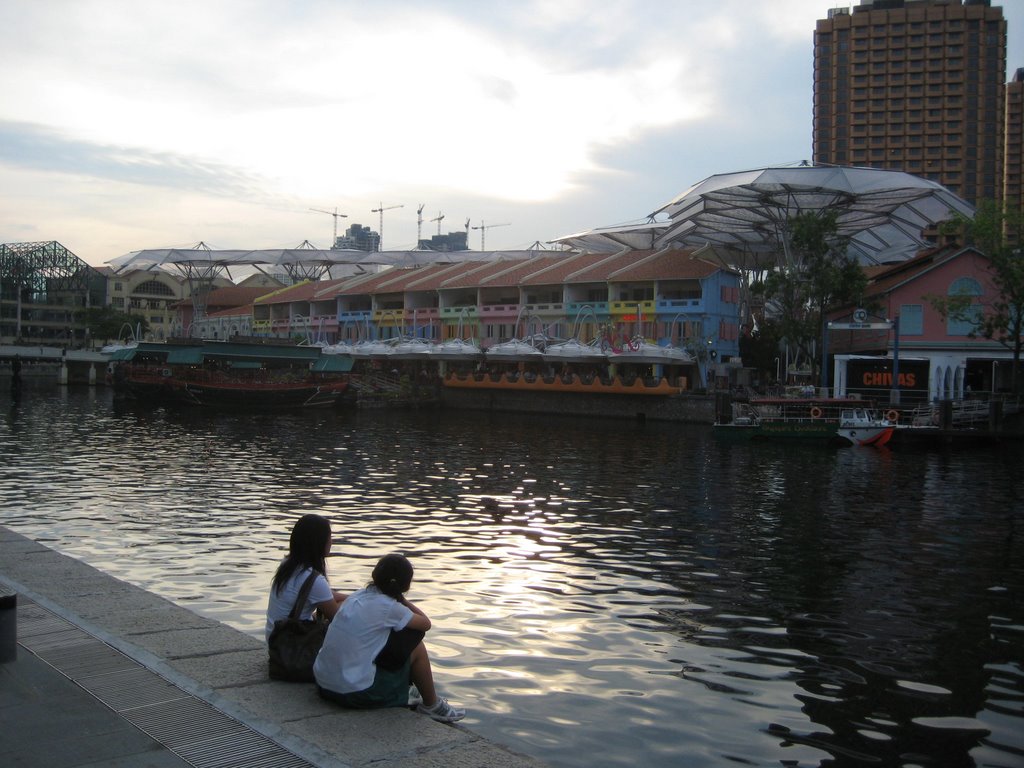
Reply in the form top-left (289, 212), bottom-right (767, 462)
top-left (523, 302), bottom-right (565, 316)
top-left (478, 304), bottom-right (520, 318)
top-left (656, 298), bottom-right (704, 315)
top-left (610, 299), bottom-right (655, 314)
top-left (337, 310), bottom-right (372, 322)
top-left (565, 301), bottom-right (609, 317)
top-left (439, 306), bottom-right (479, 320)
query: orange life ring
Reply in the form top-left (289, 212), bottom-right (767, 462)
top-left (810, 406), bottom-right (823, 419)
top-left (884, 409), bottom-right (899, 423)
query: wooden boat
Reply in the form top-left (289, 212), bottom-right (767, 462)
top-left (108, 339), bottom-right (351, 408)
top-left (714, 397), bottom-right (881, 440)
top-left (836, 407), bottom-right (896, 447)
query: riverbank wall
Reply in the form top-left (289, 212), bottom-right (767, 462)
top-left (0, 526), bottom-right (547, 768)
top-left (438, 387), bottom-right (717, 424)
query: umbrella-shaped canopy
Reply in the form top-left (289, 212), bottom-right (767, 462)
top-left (652, 165), bottom-right (974, 265)
top-left (542, 338), bottom-right (608, 364)
top-left (549, 220), bottom-right (668, 253)
top-left (432, 338), bottom-right (484, 361)
top-left (608, 338), bottom-right (694, 366)
top-left (484, 339), bottom-right (544, 362)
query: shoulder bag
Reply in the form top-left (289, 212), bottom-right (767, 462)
top-left (268, 571), bottom-right (329, 682)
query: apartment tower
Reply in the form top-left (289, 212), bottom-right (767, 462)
top-left (813, 0), bottom-right (1008, 207)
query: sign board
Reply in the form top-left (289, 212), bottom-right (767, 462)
top-left (828, 321), bottom-right (893, 330)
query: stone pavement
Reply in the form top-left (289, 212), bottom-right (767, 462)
top-left (0, 526), bottom-right (548, 768)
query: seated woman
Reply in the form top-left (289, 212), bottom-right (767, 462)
top-left (313, 553), bottom-right (465, 723)
top-left (265, 514), bottom-right (347, 642)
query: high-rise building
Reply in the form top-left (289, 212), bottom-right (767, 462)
top-left (1006, 68), bottom-right (1024, 217)
top-left (814, 0), bottom-right (1009, 206)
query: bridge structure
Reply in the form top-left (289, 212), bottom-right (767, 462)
top-left (0, 344), bottom-right (110, 386)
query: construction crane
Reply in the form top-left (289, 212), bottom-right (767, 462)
top-left (370, 203), bottom-right (403, 251)
top-left (430, 211), bottom-right (445, 235)
top-left (470, 220), bottom-right (510, 250)
top-left (416, 204), bottom-right (425, 245)
top-left (309, 207), bottom-right (348, 245)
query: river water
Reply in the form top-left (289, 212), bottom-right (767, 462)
top-left (1, 385), bottom-right (1022, 768)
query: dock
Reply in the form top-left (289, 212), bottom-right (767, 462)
top-left (0, 526), bottom-right (547, 768)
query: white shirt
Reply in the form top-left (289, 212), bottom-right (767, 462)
top-left (265, 567), bottom-right (334, 641)
top-left (313, 585), bottom-right (413, 694)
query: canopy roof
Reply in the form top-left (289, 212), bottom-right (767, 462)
top-left (551, 221), bottom-right (666, 254)
top-left (649, 165), bottom-right (974, 265)
top-left (107, 247), bottom-right (544, 279)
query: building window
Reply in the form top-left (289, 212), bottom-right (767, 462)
top-left (947, 277), bottom-right (983, 336)
top-left (899, 305), bottom-right (923, 335)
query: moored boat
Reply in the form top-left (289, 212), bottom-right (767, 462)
top-left (714, 397), bottom-right (881, 440)
top-left (108, 339), bottom-right (352, 408)
top-left (836, 407), bottom-right (896, 447)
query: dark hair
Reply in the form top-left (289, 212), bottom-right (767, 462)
top-left (272, 514), bottom-right (331, 595)
top-left (371, 553), bottom-right (413, 599)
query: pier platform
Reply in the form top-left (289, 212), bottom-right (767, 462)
top-left (0, 527), bottom-right (547, 768)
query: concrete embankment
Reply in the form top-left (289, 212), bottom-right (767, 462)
top-left (0, 526), bottom-right (548, 768)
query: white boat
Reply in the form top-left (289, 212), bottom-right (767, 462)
top-left (836, 407), bottom-right (896, 447)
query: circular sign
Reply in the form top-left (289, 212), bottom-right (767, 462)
top-left (853, 308), bottom-right (868, 323)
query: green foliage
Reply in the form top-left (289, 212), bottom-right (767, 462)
top-left (750, 211), bottom-right (868, 382)
top-left (74, 306), bottom-right (149, 344)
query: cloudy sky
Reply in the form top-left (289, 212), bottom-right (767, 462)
top-left (2, 1), bottom-right (1022, 267)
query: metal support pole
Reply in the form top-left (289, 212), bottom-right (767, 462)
top-left (890, 315), bottom-right (900, 406)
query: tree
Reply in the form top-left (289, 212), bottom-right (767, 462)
top-left (750, 211), bottom-right (869, 384)
top-left (74, 306), bottom-right (149, 345)
top-left (932, 200), bottom-right (1024, 395)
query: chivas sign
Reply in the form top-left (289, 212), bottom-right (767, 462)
top-left (846, 359), bottom-right (930, 403)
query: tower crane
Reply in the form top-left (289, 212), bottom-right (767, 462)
top-left (470, 220), bottom-right (510, 250)
top-left (370, 203), bottom-right (403, 251)
top-left (309, 207), bottom-right (348, 246)
top-left (430, 211), bottom-right (445, 235)
top-left (416, 204), bottom-right (425, 245)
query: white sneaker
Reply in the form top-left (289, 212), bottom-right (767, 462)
top-left (416, 697), bottom-right (466, 723)
top-left (408, 686), bottom-right (423, 707)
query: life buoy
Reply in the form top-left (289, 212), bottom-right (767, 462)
top-left (810, 406), bottom-right (823, 419)
top-left (884, 409), bottom-right (899, 423)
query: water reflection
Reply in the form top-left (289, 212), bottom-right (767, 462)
top-left (1, 387), bottom-right (1022, 768)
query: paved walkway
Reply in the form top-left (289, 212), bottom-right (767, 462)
top-left (0, 527), bottom-right (547, 768)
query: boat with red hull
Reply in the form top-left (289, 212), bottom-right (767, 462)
top-left (109, 339), bottom-right (351, 409)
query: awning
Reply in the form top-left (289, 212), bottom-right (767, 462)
top-left (312, 356), bottom-right (354, 372)
top-left (165, 348), bottom-right (206, 365)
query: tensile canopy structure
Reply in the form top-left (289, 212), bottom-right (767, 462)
top-left (651, 164), bottom-right (974, 267)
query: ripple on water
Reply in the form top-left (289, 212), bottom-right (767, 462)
top-left (2, 393), bottom-right (1023, 768)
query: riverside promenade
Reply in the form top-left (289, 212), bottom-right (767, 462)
top-left (0, 527), bottom-right (547, 768)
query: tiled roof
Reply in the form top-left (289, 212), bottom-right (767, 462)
top-left (180, 285), bottom-right (275, 309)
top-left (864, 246), bottom-right (960, 297)
top-left (608, 249), bottom-right (722, 281)
top-left (206, 303), bottom-right (254, 318)
top-left (472, 255), bottom-right (575, 288)
top-left (519, 253), bottom-right (607, 285)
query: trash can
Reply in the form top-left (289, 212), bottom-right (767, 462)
top-left (0, 591), bottom-right (16, 663)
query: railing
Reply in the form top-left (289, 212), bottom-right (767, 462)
top-left (443, 370), bottom-right (685, 396)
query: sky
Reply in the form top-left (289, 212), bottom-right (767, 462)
top-left (2, 0), bottom-right (1023, 268)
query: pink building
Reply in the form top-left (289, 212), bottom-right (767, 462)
top-left (829, 246), bottom-right (1014, 403)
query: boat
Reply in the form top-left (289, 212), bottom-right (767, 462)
top-left (108, 339), bottom-right (352, 408)
top-left (714, 397), bottom-right (881, 440)
top-left (836, 407), bottom-right (896, 447)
